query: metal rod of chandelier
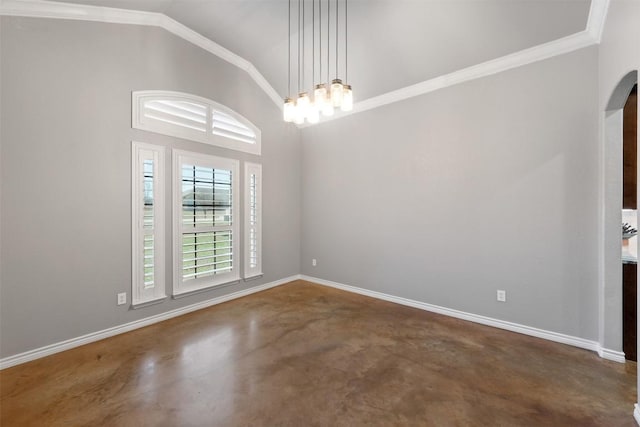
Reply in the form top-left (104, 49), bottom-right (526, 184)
top-left (284, 0), bottom-right (352, 124)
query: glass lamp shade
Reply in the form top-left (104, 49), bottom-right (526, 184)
top-left (283, 97), bottom-right (295, 122)
top-left (321, 87), bottom-right (334, 116)
top-left (331, 79), bottom-right (344, 107)
top-left (314, 84), bottom-right (328, 111)
top-left (340, 85), bottom-right (353, 112)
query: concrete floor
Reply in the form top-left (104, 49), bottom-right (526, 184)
top-left (0, 280), bottom-right (637, 426)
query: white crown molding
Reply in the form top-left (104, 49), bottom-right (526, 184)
top-left (587, 0), bottom-right (610, 43)
top-left (303, 30), bottom-right (599, 127)
top-left (300, 0), bottom-right (610, 127)
top-left (0, 0), bottom-right (160, 24)
top-left (300, 274), bottom-right (625, 363)
top-left (355, 31), bottom-right (597, 114)
top-left (0, 0), bottom-right (611, 127)
top-left (0, 275), bottom-right (300, 370)
top-left (0, 0), bottom-right (283, 108)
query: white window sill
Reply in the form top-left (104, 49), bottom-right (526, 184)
top-left (243, 273), bottom-right (264, 282)
top-left (172, 279), bottom-right (241, 299)
top-left (131, 296), bottom-right (167, 310)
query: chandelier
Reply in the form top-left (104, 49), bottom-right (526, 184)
top-left (283, 0), bottom-right (352, 125)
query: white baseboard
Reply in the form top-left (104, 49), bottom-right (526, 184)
top-left (3, 274), bottom-right (625, 370)
top-left (635, 404), bottom-right (640, 426)
top-left (300, 275), bottom-right (624, 363)
top-left (598, 347), bottom-right (627, 363)
top-left (0, 275), bottom-right (299, 370)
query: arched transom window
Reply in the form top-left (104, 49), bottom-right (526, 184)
top-left (132, 90), bottom-right (261, 155)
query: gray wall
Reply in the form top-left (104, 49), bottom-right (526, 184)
top-left (301, 46), bottom-right (600, 340)
top-left (0, 17), bottom-right (301, 358)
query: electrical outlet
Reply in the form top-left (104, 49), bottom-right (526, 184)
top-left (117, 292), bottom-right (127, 306)
top-left (497, 290), bottom-right (506, 302)
top-left (312, 259), bottom-right (317, 267)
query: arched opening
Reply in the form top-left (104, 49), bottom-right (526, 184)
top-left (622, 84), bottom-right (638, 361)
top-left (601, 70), bottom-right (638, 363)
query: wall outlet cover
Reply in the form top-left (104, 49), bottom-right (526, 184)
top-left (497, 290), bottom-right (506, 302)
top-left (117, 292), bottom-right (127, 305)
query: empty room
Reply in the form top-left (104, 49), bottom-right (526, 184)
top-left (1, 0), bottom-right (640, 425)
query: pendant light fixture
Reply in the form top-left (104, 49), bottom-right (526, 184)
top-left (284, 0), bottom-right (352, 124)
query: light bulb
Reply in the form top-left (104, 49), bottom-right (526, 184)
top-left (340, 85), bottom-right (353, 112)
top-left (283, 97), bottom-right (295, 122)
top-left (314, 84), bottom-right (328, 111)
top-left (331, 79), bottom-right (344, 107)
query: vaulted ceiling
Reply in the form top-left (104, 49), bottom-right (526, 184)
top-left (51, 0), bottom-right (592, 103)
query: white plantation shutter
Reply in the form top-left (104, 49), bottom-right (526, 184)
top-left (180, 165), bottom-right (233, 281)
top-left (132, 142), bottom-right (166, 307)
top-left (173, 150), bottom-right (240, 296)
top-left (182, 231), bottom-right (233, 279)
top-left (244, 163), bottom-right (262, 278)
top-left (143, 99), bottom-right (208, 132)
top-left (212, 110), bottom-right (257, 144)
top-left (133, 91), bottom-right (261, 155)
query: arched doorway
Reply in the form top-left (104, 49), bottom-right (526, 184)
top-left (601, 70), bottom-right (638, 361)
top-left (622, 84), bottom-right (638, 361)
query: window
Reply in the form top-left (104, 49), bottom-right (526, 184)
top-left (173, 150), bottom-right (240, 296)
top-left (132, 91), bottom-right (261, 155)
top-left (244, 163), bottom-right (262, 279)
top-left (132, 142), bottom-right (166, 306)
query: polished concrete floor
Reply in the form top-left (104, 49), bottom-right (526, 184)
top-left (0, 280), bottom-right (637, 426)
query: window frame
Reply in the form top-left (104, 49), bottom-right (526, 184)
top-left (132, 90), bottom-right (261, 155)
top-left (131, 141), bottom-right (166, 307)
top-left (244, 162), bottom-right (263, 279)
top-left (172, 149), bottom-right (240, 297)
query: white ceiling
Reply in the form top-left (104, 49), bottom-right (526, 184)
top-left (52, 0), bottom-right (592, 102)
